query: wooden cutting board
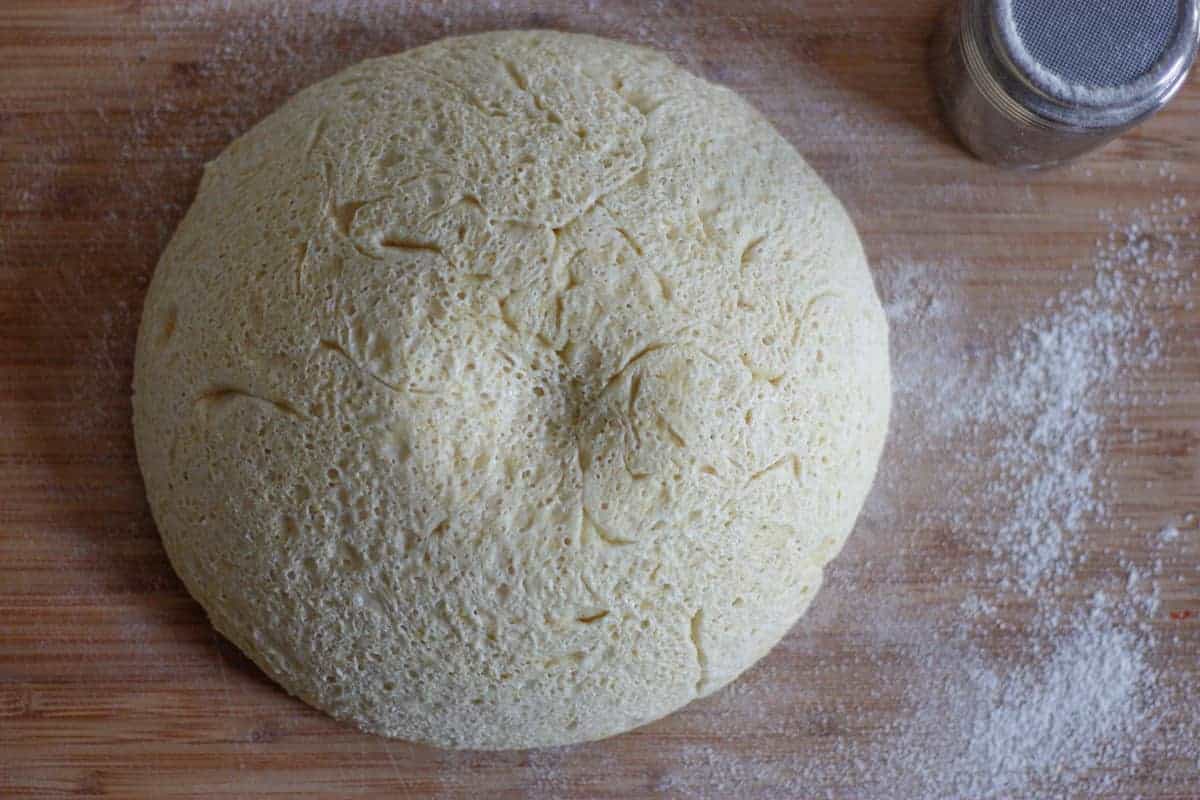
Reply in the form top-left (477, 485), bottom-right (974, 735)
top-left (3, 2), bottom-right (1198, 798)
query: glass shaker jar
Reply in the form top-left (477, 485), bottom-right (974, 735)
top-left (932, 0), bottom-right (1200, 169)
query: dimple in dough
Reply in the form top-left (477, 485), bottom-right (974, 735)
top-left (133, 30), bottom-right (891, 750)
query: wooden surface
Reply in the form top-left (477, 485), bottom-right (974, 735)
top-left (2, 1), bottom-right (1198, 798)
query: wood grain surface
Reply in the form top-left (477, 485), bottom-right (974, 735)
top-left (2, 2), bottom-right (1198, 798)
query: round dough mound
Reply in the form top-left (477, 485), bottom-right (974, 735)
top-left (134, 31), bottom-right (890, 749)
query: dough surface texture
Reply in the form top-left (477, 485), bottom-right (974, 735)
top-left (133, 30), bottom-right (890, 749)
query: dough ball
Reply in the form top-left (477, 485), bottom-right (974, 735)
top-left (133, 30), bottom-right (890, 749)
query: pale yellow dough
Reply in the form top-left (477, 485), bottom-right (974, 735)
top-left (133, 30), bottom-right (890, 749)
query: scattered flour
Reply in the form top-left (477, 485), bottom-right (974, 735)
top-left (947, 200), bottom-right (1186, 595)
top-left (866, 198), bottom-right (1197, 798)
top-left (869, 600), bottom-right (1166, 800)
top-left (656, 610), bottom-right (1164, 798)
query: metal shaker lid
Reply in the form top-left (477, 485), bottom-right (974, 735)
top-left (988, 0), bottom-right (1199, 123)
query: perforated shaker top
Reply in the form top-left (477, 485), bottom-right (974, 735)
top-left (1011, 0), bottom-right (1181, 88)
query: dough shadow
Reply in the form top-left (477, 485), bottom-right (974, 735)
top-left (796, 4), bottom-right (960, 153)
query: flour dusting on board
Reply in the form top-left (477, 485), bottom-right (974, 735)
top-left (946, 198), bottom-right (1188, 597)
top-left (879, 198), bottom-right (1199, 797)
top-left (657, 607), bottom-right (1164, 799)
